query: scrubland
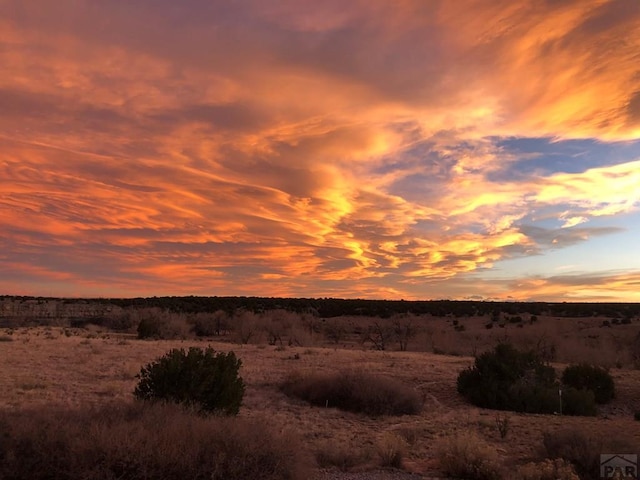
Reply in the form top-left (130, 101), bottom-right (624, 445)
top-left (1, 308), bottom-right (639, 479)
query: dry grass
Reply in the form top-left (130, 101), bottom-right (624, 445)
top-left (516, 459), bottom-right (579, 480)
top-left (542, 428), bottom-right (638, 480)
top-left (0, 325), bottom-right (639, 478)
top-left (436, 431), bottom-right (503, 480)
top-left (281, 370), bottom-right (422, 416)
top-left (0, 401), bottom-right (312, 480)
top-left (542, 429), bottom-right (600, 480)
top-left (376, 432), bottom-right (408, 468)
top-left (315, 440), bottom-right (372, 471)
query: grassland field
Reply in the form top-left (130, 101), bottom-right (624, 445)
top-left (1, 312), bottom-right (639, 478)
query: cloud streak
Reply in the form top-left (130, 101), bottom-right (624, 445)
top-left (1, 0), bottom-right (639, 300)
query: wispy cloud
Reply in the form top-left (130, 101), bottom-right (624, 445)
top-left (1, 0), bottom-right (639, 300)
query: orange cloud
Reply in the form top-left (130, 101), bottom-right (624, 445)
top-left (1, 1), bottom-right (639, 300)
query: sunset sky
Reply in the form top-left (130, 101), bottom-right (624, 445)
top-left (1, 0), bottom-right (640, 301)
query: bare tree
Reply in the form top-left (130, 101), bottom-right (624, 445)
top-left (534, 333), bottom-right (557, 363)
top-left (300, 308), bottom-right (320, 344)
top-left (362, 320), bottom-right (395, 351)
top-left (392, 314), bottom-right (417, 351)
top-left (233, 309), bottom-right (258, 344)
top-left (323, 318), bottom-right (346, 345)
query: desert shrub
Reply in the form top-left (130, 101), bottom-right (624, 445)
top-left (136, 314), bottom-right (188, 340)
top-left (281, 370), bottom-right (422, 416)
top-left (542, 429), bottom-right (602, 480)
top-left (516, 458), bottom-right (579, 480)
top-left (394, 426), bottom-right (421, 447)
top-left (494, 414), bottom-right (509, 439)
top-left (315, 441), bottom-right (371, 471)
top-left (437, 431), bottom-right (503, 480)
top-left (376, 432), bottom-right (407, 468)
top-left (136, 316), bottom-right (162, 338)
top-left (561, 363), bottom-right (615, 404)
top-left (543, 427), bottom-right (637, 480)
top-left (100, 313), bottom-right (138, 332)
top-left (0, 402), bottom-right (311, 480)
top-left (506, 382), bottom-right (559, 414)
top-left (457, 343), bottom-right (560, 414)
top-left (134, 347), bottom-right (244, 415)
top-left (560, 387), bottom-right (597, 416)
top-left (190, 311), bottom-right (229, 337)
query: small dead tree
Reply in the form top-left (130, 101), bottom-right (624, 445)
top-left (212, 309), bottom-right (229, 336)
top-left (362, 320), bottom-right (395, 351)
top-left (323, 318), bottom-right (346, 345)
top-left (264, 318), bottom-right (284, 346)
top-left (233, 309), bottom-right (258, 344)
top-left (534, 334), bottom-right (557, 363)
top-left (392, 314), bottom-right (417, 351)
top-left (631, 332), bottom-right (640, 368)
top-left (300, 308), bottom-right (320, 344)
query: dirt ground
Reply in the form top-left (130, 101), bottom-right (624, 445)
top-left (1, 325), bottom-right (639, 478)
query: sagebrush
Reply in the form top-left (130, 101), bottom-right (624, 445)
top-left (281, 370), bottom-right (422, 416)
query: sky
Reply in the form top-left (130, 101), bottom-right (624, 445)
top-left (1, 0), bottom-right (640, 302)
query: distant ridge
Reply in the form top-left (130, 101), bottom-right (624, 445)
top-left (1, 295), bottom-right (639, 319)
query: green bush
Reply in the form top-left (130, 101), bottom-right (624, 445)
top-left (281, 370), bottom-right (422, 416)
top-left (506, 382), bottom-right (559, 414)
top-left (137, 316), bottom-right (163, 338)
top-left (134, 347), bottom-right (244, 415)
top-left (0, 402), bottom-right (311, 480)
top-left (561, 363), bottom-right (615, 404)
top-left (560, 387), bottom-right (597, 416)
top-left (457, 343), bottom-right (559, 414)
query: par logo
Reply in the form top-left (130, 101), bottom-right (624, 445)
top-left (600, 454), bottom-right (638, 479)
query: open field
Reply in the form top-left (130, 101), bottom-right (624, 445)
top-left (1, 320), bottom-right (639, 478)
